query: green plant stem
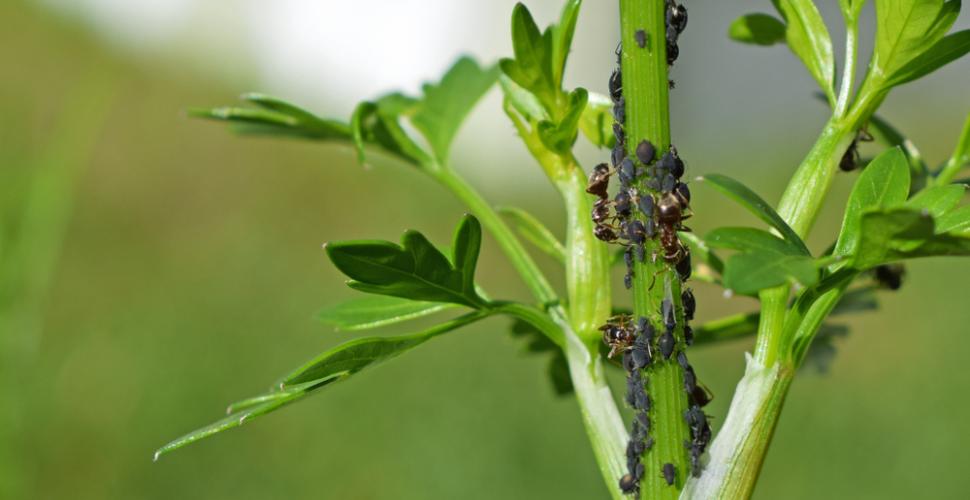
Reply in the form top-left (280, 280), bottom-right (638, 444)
top-left (558, 166), bottom-right (612, 346)
top-left (935, 112), bottom-right (970, 186)
top-left (681, 360), bottom-right (792, 499)
top-left (619, 0), bottom-right (692, 496)
top-left (434, 167), bottom-right (627, 495)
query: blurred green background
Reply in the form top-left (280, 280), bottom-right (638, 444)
top-left (2, 0), bottom-right (969, 498)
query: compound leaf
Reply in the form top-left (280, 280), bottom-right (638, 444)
top-left (154, 312), bottom-right (488, 459)
top-left (326, 215), bottom-right (486, 308)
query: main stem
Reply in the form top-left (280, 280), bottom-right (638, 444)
top-left (620, 0), bottom-right (692, 497)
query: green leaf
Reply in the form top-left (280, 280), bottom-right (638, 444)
top-left (579, 92), bottom-right (616, 149)
top-left (936, 205), bottom-right (970, 234)
top-left (772, 0), bottom-right (836, 102)
top-left (723, 251), bottom-right (819, 294)
top-left (410, 57), bottom-right (499, 163)
top-left (551, 0), bottom-right (582, 89)
top-left (872, 0), bottom-right (960, 84)
top-left (502, 3), bottom-right (556, 110)
top-left (905, 184), bottom-right (966, 218)
top-left (537, 88), bottom-right (588, 154)
top-left (854, 208), bottom-right (970, 267)
top-left (325, 216), bottom-right (486, 308)
top-left (498, 206), bottom-right (566, 264)
top-left (885, 30), bottom-right (970, 87)
top-left (834, 147), bottom-right (911, 260)
top-left (728, 13), bottom-right (787, 46)
top-left (154, 312), bottom-right (489, 459)
top-left (316, 296), bottom-right (456, 331)
top-left (706, 227), bottom-right (808, 256)
top-left (189, 100), bottom-right (351, 141)
top-left (699, 173), bottom-right (810, 254)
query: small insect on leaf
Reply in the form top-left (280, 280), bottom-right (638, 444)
top-left (728, 13), bottom-right (787, 46)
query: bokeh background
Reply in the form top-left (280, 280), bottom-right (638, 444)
top-left (2, 0), bottom-right (969, 498)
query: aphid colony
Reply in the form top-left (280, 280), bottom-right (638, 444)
top-left (591, 1), bottom-right (710, 495)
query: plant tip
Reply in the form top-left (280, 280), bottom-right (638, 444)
top-left (153, 451), bottom-right (161, 462)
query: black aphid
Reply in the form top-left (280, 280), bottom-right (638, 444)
top-left (624, 246), bottom-right (634, 268)
top-left (634, 29), bottom-right (647, 49)
top-left (624, 272), bottom-right (633, 290)
top-left (684, 365), bottom-right (697, 394)
top-left (636, 411), bottom-right (650, 429)
top-left (613, 123), bottom-right (625, 145)
top-left (636, 139), bottom-right (656, 165)
top-left (612, 141), bottom-right (626, 167)
top-left (659, 329), bottom-right (675, 359)
top-left (609, 69), bottom-right (623, 102)
top-left (635, 242), bottom-right (646, 262)
top-left (638, 193), bottom-right (655, 218)
top-left (662, 173), bottom-right (677, 193)
top-left (636, 316), bottom-right (649, 335)
top-left (619, 158), bottom-right (637, 186)
top-left (662, 298), bottom-right (676, 331)
top-left (683, 324), bottom-right (694, 346)
top-left (613, 97), bottom-right (626, 123)
top-left (668, 3), bottom-right (688, 34)
top-left (682, 288), bottom-right (695, 321)
top-left (634, 462), bottom-right (645, 480)
top-left (632, 342), bottom-right (651, 369)
top-left (677, 350), bottom-right (689, 369)
top-left (658, 148), bottom-right (685, 178)
top-left (623, 351), bottom-right (637, 373)
top-left (626, 220), bottom-right (647, 244)
top-left (636, 390), bottom-right (651, 411)
top-left (644, 218), bottom-right (656, 239)
top-left (666, 42), bottom-right (679, 65)
top-left (615, 191), bottom-right (633, 218)
top-left (874, 264), bottom-right (905, 290)
top-left (662, 463), bottom-right (676, 486)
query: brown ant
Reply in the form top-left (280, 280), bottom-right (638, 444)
top-left (600, 315), bottom-right (636, 358)
top-left (586, 162), bottom-right (612, 198)
top-left (656, 191), bottom-right (691, 263)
